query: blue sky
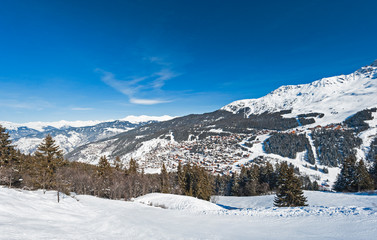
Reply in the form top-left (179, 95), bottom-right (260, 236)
top-left (1, 0), bottom-right (377, 122)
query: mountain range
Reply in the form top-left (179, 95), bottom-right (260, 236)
top-left (1, 115), bottom-right (174, 154)
top-left (3, 60), bottom-right (377, 186)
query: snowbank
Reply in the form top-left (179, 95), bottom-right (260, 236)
top-left (213, 191), bottom-right (377, 217)
top-left (134, 193), bottom-right (223, 211)
top-left (215, 190), bottom-right (377, 209)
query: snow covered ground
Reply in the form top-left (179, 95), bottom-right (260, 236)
top-left (1, 187), bottom-right (376, 239)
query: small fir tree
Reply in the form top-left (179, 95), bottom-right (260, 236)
top-left (274, 162), bottom-right (307, 207)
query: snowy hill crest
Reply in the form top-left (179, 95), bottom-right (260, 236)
top-left (222, 60), bottom-right (377, 127)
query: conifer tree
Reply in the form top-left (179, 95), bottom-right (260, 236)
top-left (313, 180), bottom-right (319, 191)
top-left (0, 125), bottom-right (16, 166)
top-left (33, 134), bottom-right (64, 198)
top-left (370, 157), bottom-right (377, 189)
top-left (177, 161), bottom-right (185, 193)
top-left (274, 162), bottom-right (307, 207)
top-left (160, 163), bottom-right (170, 193)
top-left (230, 173), bottom-right (240, 196)
top-left (334, 156), bottom-right (356, 192)
top-left (334, 156), bottom-right (373, 192)
top-left (355, 160), bottom-right (374, 191)
top-left (195, 166), bottom-right (212, 201)
top-left (127, 158), bottom-right (138, 175)
top-left (113, 156), bottom-right (123, 171)
top-left (0, 125), bottom-right (20, 187)
top-left (97, 156), bottom-right (111, 177)
top-left (183, 164), bottom-right (193, 196)
top-left (97, 155), bottom-right (112, 197)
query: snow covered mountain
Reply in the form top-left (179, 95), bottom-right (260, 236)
top-left (222, 60), bottom-right (377, 127)
top-left (65, 60), bottom-right (377, 187)
top-left (1, 115), bottom-right (174, 154)
top-left (67, 61), bottom-right (377, 185)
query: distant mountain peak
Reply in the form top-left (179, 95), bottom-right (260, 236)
top-left (222, 60), bottom-right (377, 127)
top-left (0, 115), bottom-right (175, 132)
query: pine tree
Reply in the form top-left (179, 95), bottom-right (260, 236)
top-left (334, 156), bottom-right (373, 192)
top-left (370, 157), bottom-right (377, 189)
top-left (113, 156), bottom-right (123, 171)
top-left (230, 173), bottom-right (240, 196)
top-left (355, 160), bottom-right (374, 191)
top-left (334, 156), bottom-right (357, 192)
top-left (97, 156), bottom-right (112, 197)
top-left (0, 125), bottom-right (20, 187)
top-left (127, 158), bottom-right (138, 175)
top-left (313, 180), bottom-right (319, 191)
top-left (33, 134), bottom-right (64, 200)
top-left (183, 164), bottom-right (193, 196)
top-left (97, 156), bottom-right (111, 177)
top-left (196, 166), bottom-right (212, 201)
top-left (274, 162), bottom-right (307, 207)
top-left (0, 125), bottom-right (16, 166)
top-left (160, 163), bottom-right (170, 193)
top-left (177, 162), bottom-right (185, 193)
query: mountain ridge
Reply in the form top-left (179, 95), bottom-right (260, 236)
top-left (64, 60), bottom-right (377, 187)
top-left (5, 60), bottom-right (377, 188)
top-left (2, 115), bottom-right (175, 154)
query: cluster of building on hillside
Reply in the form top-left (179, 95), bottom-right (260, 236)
top-left (136, 134), bottom-right (256, 175)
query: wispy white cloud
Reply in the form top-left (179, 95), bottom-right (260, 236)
top-left (0, 99), bottom-right (53, 111)
top-left (71, 107), bottom-right (93, 111)
top-left (152, 69), bottom-right (180, 89)
top-left (130, 98), bottom-right (171, 105)
top-left (97, 58), bottom-right (180, 105)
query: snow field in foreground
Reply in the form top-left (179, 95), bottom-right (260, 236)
top-left (1, 187), bottom-right (377, 240)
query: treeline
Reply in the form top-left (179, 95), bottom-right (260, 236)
top-left (264, 133), bottom-right (315, 164)
top-left (2, 124), bottom-right (377, 204)
top-left (213, 161), bottom-right (319, 198)
top-left (0, 124), bottom-right (317, 202)
top-left (0, 124), bottom-right (316, 202)
top-left (334, 156), bottom-right (377, 192)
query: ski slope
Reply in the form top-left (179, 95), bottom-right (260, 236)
top-left (1, 187), bottom-right (376, 239)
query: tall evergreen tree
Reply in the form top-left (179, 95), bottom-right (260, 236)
top-left (127, 158), bottom-right (138, 175)
top-left (33, 134), bottom-right (64, 199)
top-left (195, 166), bottom-right (212, 201)
top-left (97, 156), bottom-right (111, 177)
top-left (0, 125), bottom-right (20, 187)
top-left (0, 125), bottom-right (16, 166)
top-left (274, 162), bottom-right (307, 207)
top-left (355, 160), bottom-right (374, 191)
top-left (334, 156), bottom-right (373, 192)
top-left (334, 156), bottom-right (356, 192)
top-left (97, 155), bottom-right (112, 197)
top-left (160, 163), bottom-right (170, 193)
top-left (113, 156), bottom-right (123, 171)
top-left (177, 161), bottom-right (185, 193)
top-left (370, 157), bottom-right (377, 189)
